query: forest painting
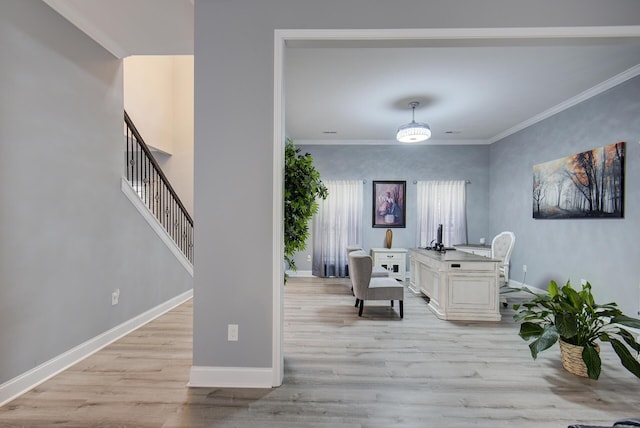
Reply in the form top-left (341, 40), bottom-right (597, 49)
top-left (533, 142), bottom-right (625, 219)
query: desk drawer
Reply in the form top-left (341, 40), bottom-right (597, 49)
top-left (447, 262), bottom-right (496, 272)
top-left (376, 253), bottom-right (404, 262)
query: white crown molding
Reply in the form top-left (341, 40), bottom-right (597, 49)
top-left (489, 64), bottom-right (640, 144)
top-left (294, 138), bottom-right (489, 146)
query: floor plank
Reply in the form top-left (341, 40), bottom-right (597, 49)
top-left (0, 276), bottom-right (638, 427)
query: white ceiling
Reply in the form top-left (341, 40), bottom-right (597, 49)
top-left (41, 1), bottom-right (640, 146)
top-left (285, 37), bottom-right (640, 145)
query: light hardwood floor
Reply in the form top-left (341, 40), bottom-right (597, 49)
top-left (0, 276), bottom-right (638, 427)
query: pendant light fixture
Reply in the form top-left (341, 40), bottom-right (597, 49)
top-left (396, 101), bottom-right (431, 143)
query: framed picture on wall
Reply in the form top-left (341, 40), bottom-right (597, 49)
top-left (532, 142), bottom-right (625, 219)
top-left (372, 180), bottom-right (406, 228)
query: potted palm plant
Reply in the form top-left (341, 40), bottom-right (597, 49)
top-left (513, 279), bottom-right (640, 380)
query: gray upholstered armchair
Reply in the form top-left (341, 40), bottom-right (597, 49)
top-left (346, 246), bottom-right (389, 293)
top-left (348, 251), bottom-right (404, 318)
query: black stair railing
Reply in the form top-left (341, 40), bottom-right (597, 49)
top-left (124, 111), bottom-right (193, 263)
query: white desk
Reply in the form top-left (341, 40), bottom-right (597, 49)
top-left (409, 248), bottom-right (500, 321)
top-left (370, 248), bottom-right (407, 281)
top-left (454, 244), bottom-right (492, 257)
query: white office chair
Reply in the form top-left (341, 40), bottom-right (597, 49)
top-left (491, 231), bottom-right (515, 307)
top-left (491, 231), bottom-right (515, 285)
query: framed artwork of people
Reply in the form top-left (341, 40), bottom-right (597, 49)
top-left (372, 180), bottom-right (406, 228)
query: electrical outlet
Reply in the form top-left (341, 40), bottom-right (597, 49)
top-left (111, 288), bottom-right (120, 306)
top-left (306, 254), bottom-right (311, 262)
top-left (228, 324), bottom-right (238, 341)
top-left (522, 264), bottom-right (527, 273)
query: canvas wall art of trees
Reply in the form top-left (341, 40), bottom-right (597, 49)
top-left (533, 142), bottom-right (625, 219)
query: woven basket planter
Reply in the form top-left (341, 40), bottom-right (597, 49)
top-left (559, 339), bottom-right (600, 377)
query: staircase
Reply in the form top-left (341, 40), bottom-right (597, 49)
top-left (124, 111), bottom-right (193, 264)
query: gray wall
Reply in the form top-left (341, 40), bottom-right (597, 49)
top-left (292, 144), bottom-right (490, 271)
top-left (193, 0), bottom-right (640, 373)
top-left (490, 76), bottom-right (640, 316)
top-left (0, 1), bottom-right (192, 385)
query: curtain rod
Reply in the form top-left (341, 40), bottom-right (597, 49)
top-left (356, 179), bottom-right (471, 184)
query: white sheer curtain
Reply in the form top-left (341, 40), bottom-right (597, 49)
top-left (312, 180), bottom-right (363, 277)
top-left (416, 180), bottom-right (467, 247)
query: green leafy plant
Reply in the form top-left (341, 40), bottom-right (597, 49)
top-left (284, 139), bottom-right (327, 272)
top-left (514, 279), bottom-right (640, 380)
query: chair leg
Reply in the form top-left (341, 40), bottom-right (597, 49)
top-left (399, 300), bottom-right (404, 319)
top-left (358, 300), bottom-right (364, 316)
top-left (390, 300), bottom-right (394, 307)
top-left (355, 298), bottom-right (359, 307)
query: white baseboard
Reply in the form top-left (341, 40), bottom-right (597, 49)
top-left (285, 270), bottom-right (313, 277)
top-left (504, 280), bottom-right (546, 294)
top-left (188, 366), bottom-right (274, 388)
top-left (0, 289), bottom-right (193, 408)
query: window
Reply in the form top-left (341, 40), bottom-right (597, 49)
top-left (312, 180), bottom-right (363, 277)
top-left (416, 180), bottom-right (467, 247)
